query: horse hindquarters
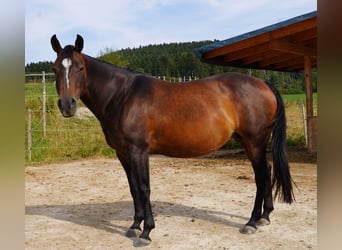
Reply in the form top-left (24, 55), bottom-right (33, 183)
top-left (240, 83), bottom-right (295, 234)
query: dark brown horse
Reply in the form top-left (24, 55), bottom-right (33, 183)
top-left (51, 34), bottom-right (294, 247)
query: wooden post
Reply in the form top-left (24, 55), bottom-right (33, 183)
top-left (42, 71), bottom-right (46, 137)
top-left (301, 103), bottom-right (308, 146)
top-left (27, 109), bottom-right (32, 161)
top-left (304, 55), bottom-right (315, 152)
top-left (304, 56), bottom-right (313, 119)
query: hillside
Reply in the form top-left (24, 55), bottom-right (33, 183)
top-left (25, 41), bottom-right (316, 94)
top-left (97, 40), bottom-right (231, 79)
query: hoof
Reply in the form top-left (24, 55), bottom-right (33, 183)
top-left (256, 218), bottom-right (270, 227)
top-left (133, 237), bottom-right (151, 247)
top-left (126, 228), bottom-right (141, 238)
top-left (240, 225), bottom-right (257, 234)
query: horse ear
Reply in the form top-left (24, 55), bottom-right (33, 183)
top-left (51, 34), bottom-right (62, 54)
top-left (75, 34), bottom-right (84, 53)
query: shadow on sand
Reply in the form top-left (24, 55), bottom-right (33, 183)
top-left (26, 200), bottom-right (248, 240)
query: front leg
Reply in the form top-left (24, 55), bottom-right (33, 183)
top-left (117, 153), bottom-right (144, 237)
top-left (118, 149), bottom-right (155, 246)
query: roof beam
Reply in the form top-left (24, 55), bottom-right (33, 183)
top-left (258, 54), bottom-right (297, 67)
top-left (269, 39), bottom-right (316, 56)
top-left (241, 50), bottom-right (282, 65)
top-left (204, 33), bottom-right (271, 59)
top-left (203, 16), bottom-right (316, 59)
top-left (287, 27), bottom-right (317, 43)
top-left (223, 43), bottom-right (269, 62)
top-left (286, 58), bottom-right (317, 71)
top-left (272, 55), bottom-right (303, 69)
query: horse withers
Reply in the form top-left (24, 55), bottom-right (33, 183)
top-left (51, 34), bottom-right (294, 247)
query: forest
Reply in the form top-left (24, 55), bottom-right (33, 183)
top-left (25, 40), bottom-right (317, 94)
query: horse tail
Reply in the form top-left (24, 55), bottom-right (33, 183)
top-left (268, 83), bottom-right (295, 204)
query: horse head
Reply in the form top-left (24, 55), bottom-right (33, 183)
top-left (51, 34), bottom-right (86, 117)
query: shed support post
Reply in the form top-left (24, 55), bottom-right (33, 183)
top-left (304, 55), bottom-right (316, 152)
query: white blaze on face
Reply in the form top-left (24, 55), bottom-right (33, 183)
top-left (62, 58), bottom-right (72, 89)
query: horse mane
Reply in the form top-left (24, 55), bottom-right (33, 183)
top-left (88, 54), bottom-right (147, 75)
top-left (81, 54), bottom-right (152, 118)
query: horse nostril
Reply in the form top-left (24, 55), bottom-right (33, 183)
top-left (57, 97), bottom-right (77, 117)
top-left (71, 98), bottom-right (77, 108)
top-left (57, 99), bottom-right (62, 109)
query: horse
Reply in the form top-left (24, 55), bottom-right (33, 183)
top-left (51, 34), bottom-right (294, 247)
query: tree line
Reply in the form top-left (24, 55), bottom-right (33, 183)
top-left (25, 40), bottom-right (317, 93)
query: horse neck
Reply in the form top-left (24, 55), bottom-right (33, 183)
top-left (80, 55), bottom-right (135, 119)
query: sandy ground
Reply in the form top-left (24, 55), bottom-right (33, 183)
top-left (25, 150), bottom-right (316, 249)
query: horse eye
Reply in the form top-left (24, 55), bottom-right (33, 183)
top-left (79, 66), bottom-right (84, 71)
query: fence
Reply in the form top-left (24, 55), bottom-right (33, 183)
top-left (25, 72), bottom-right (110, 163)
top-left (26, 72), bottom-right (54, 161)
top-left (25, 72), bottom-right (54, 137)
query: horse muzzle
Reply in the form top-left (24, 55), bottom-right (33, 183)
top-left (57, 97), bottom-right (77, 117)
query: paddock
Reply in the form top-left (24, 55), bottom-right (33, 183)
top-left (25, 149), bottom-right (316, 249)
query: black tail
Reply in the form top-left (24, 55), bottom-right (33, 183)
top-left (268, 84), bottom-right (295, 204)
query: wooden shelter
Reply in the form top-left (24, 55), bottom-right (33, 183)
top-left (195, 11), bottom-right (317, 152)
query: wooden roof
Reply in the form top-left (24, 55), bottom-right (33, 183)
top-left (194, 11), bottom-right (317, 72)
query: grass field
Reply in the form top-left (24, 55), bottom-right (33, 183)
top-left (282, 92), bottom-right (317, 103)
top-left (25, 82), bottom-right (317, 165)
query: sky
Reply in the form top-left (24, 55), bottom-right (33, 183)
top-left (25, 0), bottom-right (316, 64)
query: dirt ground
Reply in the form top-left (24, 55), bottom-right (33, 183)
top-left (25, 149), bottom-right (317, 249)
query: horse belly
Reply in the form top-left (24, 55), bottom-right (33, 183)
top-left (149, 119), bottom-right (233, 157)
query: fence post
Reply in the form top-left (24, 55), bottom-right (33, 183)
top-left (42, 71), bottom-right (46, 137)
top-left (27, 109), bottom-right (32, 161)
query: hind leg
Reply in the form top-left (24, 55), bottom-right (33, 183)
top-left (257, 161), bottom-right (274, 226)
top-left (240, 143), bottom-right (274, 234)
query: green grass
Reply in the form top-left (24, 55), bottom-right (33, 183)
top-left (282, 92), bottom-right (317, 103)
top-left (25, 83), bottom-right (317, 165)
top-left (25, 82), bottom-right (57, 95)
top-left (25, 82), bottom-right (116, 165)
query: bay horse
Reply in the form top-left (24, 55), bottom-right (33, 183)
top-left (51, 34), bottom-right (294, 247)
